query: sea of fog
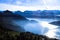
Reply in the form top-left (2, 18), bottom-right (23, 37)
top-left (13, 18), bottom-right (60, 39)
top-left (25, 18), bottom-right (60, 39)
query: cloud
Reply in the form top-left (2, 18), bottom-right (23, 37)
top-left (43, 0), bottom-right (60, 6)
top-left (0, 3), bottom-right (60, 12)
top-left (0, 0), bottom-right (60, 7)
top-left (0, 3), bottom-right (46, 11)
top-left (15, 1), bottom-right (23, 5)
top-left (45, 29), bottom-right (57, 38)
top-left (0, 0), bottom-right (60, 6)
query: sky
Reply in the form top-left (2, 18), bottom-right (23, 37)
top-left (0, 0), bottom-right (60, 11)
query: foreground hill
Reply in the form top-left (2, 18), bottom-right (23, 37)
top-left (0, 27), bottom-right (58, 40)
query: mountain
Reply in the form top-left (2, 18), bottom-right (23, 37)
top-left (1, 10), bottom-right (28, 20)
top-left (0, 10), bottom-right (29, 32)
top-left (14, 10), bottom-right (60, 18)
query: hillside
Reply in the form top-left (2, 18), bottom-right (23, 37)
top-left (0, 27), bottom-right (58, 40)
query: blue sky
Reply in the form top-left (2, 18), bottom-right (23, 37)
top-left (0, 0), bottom-right (60, 11)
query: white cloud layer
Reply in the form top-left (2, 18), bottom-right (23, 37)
top-left (0, 3), bottom-right (60, 11)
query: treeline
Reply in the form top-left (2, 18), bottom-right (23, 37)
top-left (0, 27), bottom-right (58, 40)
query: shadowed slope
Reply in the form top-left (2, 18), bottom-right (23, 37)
top-left (0, 10), bottom-right (29, 32)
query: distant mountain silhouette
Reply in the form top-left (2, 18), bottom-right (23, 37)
top-left (13, 10), bottom-right (60, 18)
top-left (1, 10), bottom-right (28, 20)
top-left (0, 10), bottom-right (29, 32)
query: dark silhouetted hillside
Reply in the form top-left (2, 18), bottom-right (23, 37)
top-left (0, 10), bottom-right (29, 32)
top-left (0, 27), bottom-right (58, 40)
